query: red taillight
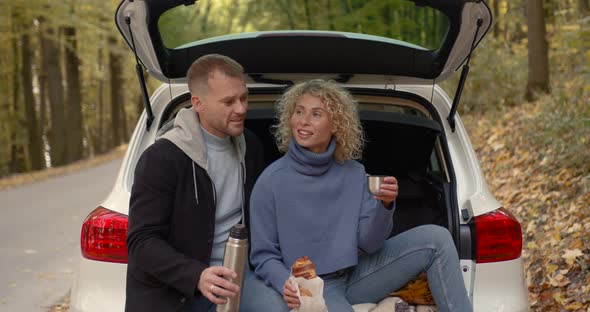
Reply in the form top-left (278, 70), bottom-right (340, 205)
top-left (81, 207), bottom-right (128, 263)
top-left (475, 207), bottom-right (522, 263)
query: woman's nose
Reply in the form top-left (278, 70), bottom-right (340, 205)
top-left (301, 113), bottom-right (311, 124)
top-left (297, 118), bottom-right (309, 127)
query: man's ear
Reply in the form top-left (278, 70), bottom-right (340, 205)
top-left (191, 95), bottom-right (203, 113)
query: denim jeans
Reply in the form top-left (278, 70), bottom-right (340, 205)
top-left (240, 225), bottom-right (472, 312)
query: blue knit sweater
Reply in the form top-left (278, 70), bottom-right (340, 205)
top-left (249, 138), bottom-right (394, 292)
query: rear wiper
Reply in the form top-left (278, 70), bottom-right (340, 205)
top-left (447, 18), bottom-right (483, 132)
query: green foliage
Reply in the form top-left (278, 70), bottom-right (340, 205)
top-left (158, 0), bottom-right (447, 50)
top-left (525, 17), bottom-right (590, 173)
top-left (440, 37), bottom-right (528, 113)
top-left (455, 3), bottom-right (589, 171)
top-left (0, 0), bottom-right (587, 176)
top-left (523, 85), bottom-right (590, 173)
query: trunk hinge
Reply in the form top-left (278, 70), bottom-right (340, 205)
top-left (125, 15), bottom-right (154, 131)
top-left (447, 17), bottom-right (483, 132)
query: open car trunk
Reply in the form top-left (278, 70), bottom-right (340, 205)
top-left (158, 88), bottom-right (457, 247)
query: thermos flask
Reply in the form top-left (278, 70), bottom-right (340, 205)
top-left (216, 224), bottom-right (248, 312)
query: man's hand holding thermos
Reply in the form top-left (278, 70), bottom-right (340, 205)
top-left (198, 224), bottom-right (248, 311)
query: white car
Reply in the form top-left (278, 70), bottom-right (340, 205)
top-left (70, 0), bottom-right (529, 311)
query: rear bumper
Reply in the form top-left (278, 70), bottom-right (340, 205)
top-left (70, 258), bottom-right (127, 312)
top-left (472, 258), bottom-right (530, 311)
top-left (70, 257), bottom-right (530, 312)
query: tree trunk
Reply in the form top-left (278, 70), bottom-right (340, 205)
top-left (580, 0), bottom-right (590, 15)
top-left (525, 0), bottom-right (550, 101)
top-left (303, 0), bottom-right (314, 29)
top-left (326, 0), bottom-right (335, 30)
top-left (503, 1), bottom-right (510, 42)
top-left (109, 37), bottom-right (123, 148)
top-left (97, 46), bottom-right (106, 154)
top-left (493, 0), bottom-right (500, 38)
top-left (38, 17), bottom-right (48, 157)
top-left (42, 27), bottom-right (68, 166)
top-left (382, 3), bottom-right (393, 38)
top-left (63, 26), bottom-right (84, 162)
top-left (21, 32), bottom-right (44, 170)
top-left (225, 0), bottom-right (239, 33)
top-left (277, 0), bottom-right (296, 29)
top-left (200, 1), bottom-right (212, 34)
top-left (339, 0), bottom-right (350, 14)
top-left (10, 13), bottom-right (26, 174)
top-left (120, 100), bottom-right (129, 142)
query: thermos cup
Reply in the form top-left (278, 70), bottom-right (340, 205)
top-left (216, 224), bottom-right (248, 312)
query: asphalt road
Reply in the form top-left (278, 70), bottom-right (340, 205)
top-left (0, 159), bottom-right (122, 312)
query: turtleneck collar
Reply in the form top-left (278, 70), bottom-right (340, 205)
top-left (287, 137), bottom-right (336, 176)
top-left (200, 125), bottom-right (232, 151)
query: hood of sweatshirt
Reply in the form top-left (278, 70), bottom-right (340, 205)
top-left (158, 107), bottom-right (246, 171)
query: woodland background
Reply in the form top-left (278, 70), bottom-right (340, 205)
top-left (0, 0), bottom-right (588, 310)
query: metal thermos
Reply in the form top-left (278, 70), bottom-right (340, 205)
top-left (216, 224), bottom-right (248, 312)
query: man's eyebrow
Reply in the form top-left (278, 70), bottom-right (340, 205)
top-left (221, 91), bottom-right (248, 102)
top-left (220, 95), bottom-right (238, 102)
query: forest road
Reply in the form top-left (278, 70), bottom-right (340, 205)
top-left (0, 159), bottom-right (122, 312)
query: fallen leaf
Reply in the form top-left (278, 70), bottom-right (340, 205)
top-left (562, 249), bottom-right (583, 266)
top-left (553, 292), bottom-right (566, 305)
top-left (565, 302), bottom-right (582, 310)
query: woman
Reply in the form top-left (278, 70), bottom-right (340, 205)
top-left (246, 79), bottom-right (472, 312)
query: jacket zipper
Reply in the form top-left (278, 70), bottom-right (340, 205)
top-left (240, 161), bottom-right (246, 225)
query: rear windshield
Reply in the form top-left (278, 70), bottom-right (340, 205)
top-left (158, 0), bottom-right (449, 51)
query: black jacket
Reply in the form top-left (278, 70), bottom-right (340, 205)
top-left (125, 124), bottom-right (264, 312)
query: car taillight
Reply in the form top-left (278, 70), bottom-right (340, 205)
top-left (475, 207), bottom-right (522, 263)
top-left (81, 206), bottom-right (128, 263)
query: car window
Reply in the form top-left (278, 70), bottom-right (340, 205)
top-left (157, 0), bottom-right (449, 51)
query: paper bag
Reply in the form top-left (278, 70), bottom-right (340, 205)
top-left (289, 275), bottom-right (328, 312)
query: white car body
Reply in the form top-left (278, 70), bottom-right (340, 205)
top-left (71, 83), bottom-right (529, 312)
top-left (71, 1), bottom-right (529, 311)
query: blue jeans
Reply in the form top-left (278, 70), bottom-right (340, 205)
top-left (240, 225), bottom-right (472, 312)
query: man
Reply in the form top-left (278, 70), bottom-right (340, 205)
top-left (125, 54), bottom-right (264, 312)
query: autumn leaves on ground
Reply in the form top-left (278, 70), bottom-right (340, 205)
top-left (463, 89), bottom-right (589, 310)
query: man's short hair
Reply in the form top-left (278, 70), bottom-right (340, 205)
top-left (186, 54), bottom-right (244, 95)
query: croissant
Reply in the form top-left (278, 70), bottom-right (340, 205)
top-left (291, 256), bottom-right (317, 279)
top-left (291, 256), bottom-right (317, 297)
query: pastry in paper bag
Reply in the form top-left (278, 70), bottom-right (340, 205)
top-left (289, 256), bottom-right (328, 312)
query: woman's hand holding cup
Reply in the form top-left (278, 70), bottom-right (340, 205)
top-left (368, 175), bottom-right (398, 208)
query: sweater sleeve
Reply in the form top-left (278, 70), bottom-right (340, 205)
top-left (357, 174), bottom-right (394, 254)
top-left (249, 171), bottom-right (291, 293)
top-left (127, 141), bottom-right (206, 297)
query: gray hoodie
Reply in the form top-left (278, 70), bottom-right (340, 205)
top-left (159, 107), bottom-right (246, 172)
top-left (159, 107), bottom-right (247, 265)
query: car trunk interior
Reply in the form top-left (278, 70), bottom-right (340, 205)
top-left (245, 106), bottom-right (450, 239)
top-left (159, 92), bottom-right (453, 240)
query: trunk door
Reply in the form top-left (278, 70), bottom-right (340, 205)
top-left (115, 0), bottom-right (491, 84)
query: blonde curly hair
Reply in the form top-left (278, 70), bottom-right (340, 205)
top-left (273, 79), bottom-right (364, 162)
